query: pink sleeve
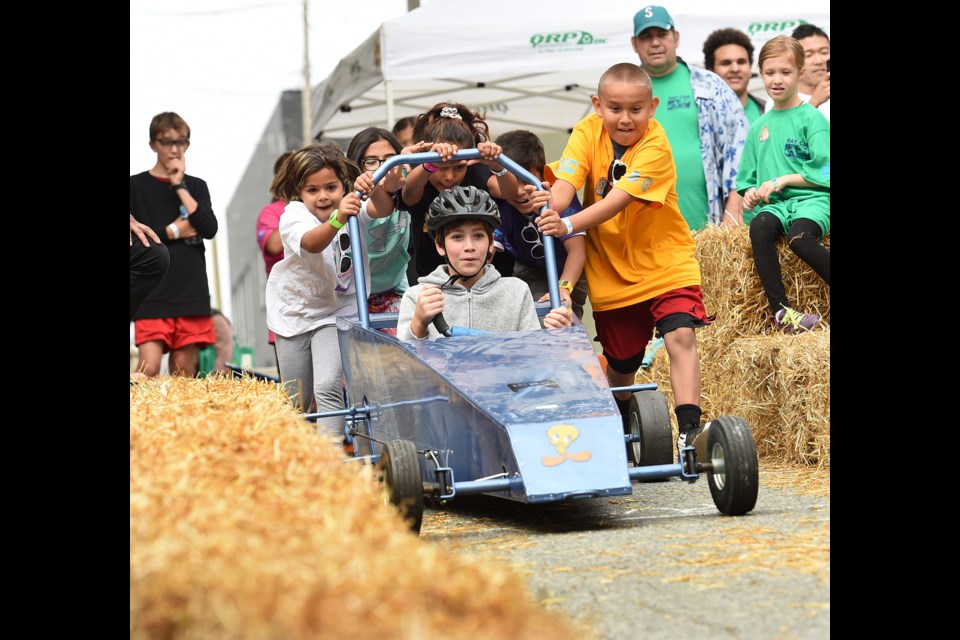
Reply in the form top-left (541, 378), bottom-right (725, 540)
top-left (256, 201), bottom-right (284, 252)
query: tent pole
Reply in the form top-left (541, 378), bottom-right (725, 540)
top-left (384, 80), bottom-right (395, 130)
top-left (301, 0), bottom-right (312, 144)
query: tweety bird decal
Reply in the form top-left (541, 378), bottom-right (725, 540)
top-left (542, 424), bottom-right (592, 466)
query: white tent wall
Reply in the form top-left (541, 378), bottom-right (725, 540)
top-left (311, 0), bottom-right (829, 144)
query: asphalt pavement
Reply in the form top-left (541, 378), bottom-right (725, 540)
top-left (420, 465), bottom-right (829, 639)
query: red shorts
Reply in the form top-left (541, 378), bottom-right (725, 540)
top-left (135, 316), bottom-right (217, 352)
top-left (593, 285), bottom-right (712, 362)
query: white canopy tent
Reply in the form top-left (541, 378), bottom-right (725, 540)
top-left (311, 0), bottom-right (829, 141)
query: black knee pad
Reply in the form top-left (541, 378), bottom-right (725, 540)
top-left (605, 351), bottom-right (645, 375)
top-left (656, 312), bottom-right (710, 337)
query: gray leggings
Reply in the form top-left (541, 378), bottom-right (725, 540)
top-left (275, 325), bottom-right (344, 437)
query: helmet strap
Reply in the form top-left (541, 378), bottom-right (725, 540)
top-left (441, 257), bottom-right (484, 285)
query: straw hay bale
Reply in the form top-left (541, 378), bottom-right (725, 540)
top-left (131, 376), bottom-right (585, 640)
top-left (695, 225), bottom-right (830, 356)
top-left (633, 226), bottom-right (830, 467)
top-left (705, 331), bottom-right (830, 466)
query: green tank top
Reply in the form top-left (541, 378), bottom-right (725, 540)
top-left (651, 65), bottom-right (709, 230)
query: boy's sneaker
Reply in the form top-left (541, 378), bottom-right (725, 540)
top-left (774, 306), bottom-right (820, 334)
top-left (676, 422), bottom-right (706, 452)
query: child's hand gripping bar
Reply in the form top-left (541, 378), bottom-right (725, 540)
top-left (350, 150), bottom-right (561, 332)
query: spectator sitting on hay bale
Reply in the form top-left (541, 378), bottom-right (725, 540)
top-left (736, 35), bottom-right (829, 335)
top-left (640, 224), bottom-right (830, 466)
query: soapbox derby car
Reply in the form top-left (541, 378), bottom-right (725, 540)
top-left (311, 150), bottom-right (759, 534)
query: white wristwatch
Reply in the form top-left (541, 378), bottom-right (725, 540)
top-left (562, 218), bottom-right (574, 235)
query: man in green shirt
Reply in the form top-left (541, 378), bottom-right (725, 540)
top-left (631, 6), bottom-right (749, 230)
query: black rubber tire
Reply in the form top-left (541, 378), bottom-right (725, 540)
top-left (706, 416), bottom-right (759, 515)
top-left (378, 439), bottom-right (424, 534)
top-left (626, 390), bottom-right (673, 467)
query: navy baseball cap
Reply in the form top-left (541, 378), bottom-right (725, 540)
top-left (633, 6), bottom-right (675, 35)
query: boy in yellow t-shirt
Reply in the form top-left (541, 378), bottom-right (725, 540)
top-left (536, 62), bottom-right (712, 455)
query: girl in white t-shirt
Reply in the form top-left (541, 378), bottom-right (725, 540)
top-left (265, 142), bottom-right (399, 437)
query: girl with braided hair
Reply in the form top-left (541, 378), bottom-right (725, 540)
top-left (400, 102), bottom-right (519, 283)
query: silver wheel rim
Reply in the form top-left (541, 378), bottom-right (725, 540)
top-left (630, 413), bottom-right (641, 459)
top-left (710, 441), bottom-right (726, 489)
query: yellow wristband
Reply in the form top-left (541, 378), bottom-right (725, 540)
top-left (328, 209), bottom-right (345, 229)
top-left (558, 280), bottom-right (574, 294)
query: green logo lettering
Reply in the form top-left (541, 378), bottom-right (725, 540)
top-left (530, 31), bottom-right (606, 48)
top-left (747, 18), bottom-right (808, 35)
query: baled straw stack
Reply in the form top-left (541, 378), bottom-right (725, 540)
top-left (131, 376), bottom-right (585, 640)
top-left (706, 331), bottom-right (830, 465)
top-left (635, 225), bottom-right (830, 467)
top-left (695, 224), bottom-right (830, 356)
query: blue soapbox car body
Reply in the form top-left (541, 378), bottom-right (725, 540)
top-left (321, 151), bottom-right (758, 534)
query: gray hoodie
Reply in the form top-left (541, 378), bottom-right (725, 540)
top-left (397, 264), bottom-right (541, 341)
